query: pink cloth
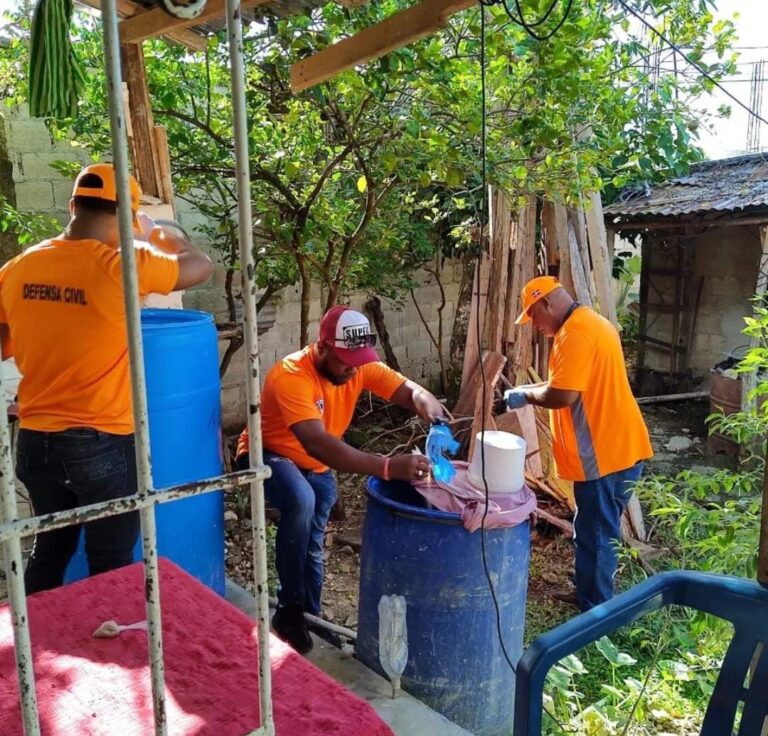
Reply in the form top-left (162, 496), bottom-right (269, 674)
top-left (413, 461), bottom-right (537, 532)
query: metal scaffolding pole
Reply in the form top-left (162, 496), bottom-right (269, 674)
top-left (0, 358), bottom-right (40, 736)
top-left (100, 0), bottom-right (167, 731)
top-left (224, 1), bottom-right (274, 733)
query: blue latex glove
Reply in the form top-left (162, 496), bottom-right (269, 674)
top-left (504, 387), bottom-right (530, 411)
top-left (426, 422), bottom-right (460, 483)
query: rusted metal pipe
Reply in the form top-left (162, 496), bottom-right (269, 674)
top-left (224, 1), bottom-right (274, 733)
top-left (0, 347), bottom-right (40, 735)
top-left (0, 468), bottom-right (270, 544)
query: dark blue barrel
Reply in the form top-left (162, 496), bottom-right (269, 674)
top-left (357, 477), bottom-right (530, 736)
top-left (64, 309), bottom-right (225, 594)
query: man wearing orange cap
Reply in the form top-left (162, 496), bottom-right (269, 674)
top-left (235, 305), bottom-right (445, 652)
top-left (0, 163), bottom-right (213, 594)
top-left (504, 276), bottom-right (652, 611)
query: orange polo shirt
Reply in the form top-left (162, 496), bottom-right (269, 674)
top-left (548, 306), bottom-right (652, 482)
top-left (0, 238), bottom-right (179, 434)
top-left (237, 346), bottom-right (406, 472)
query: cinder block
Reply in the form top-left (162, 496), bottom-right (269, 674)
top-left (8, 121), bottom-right (52, 154)
top-left (19, 152), bottom-right (70, 181)
top-left (14, 180), bottom-right (54, 210)
top-left (406, 340), bottom-right (433, 361)
top-left (52, 180), bottom-right (74, 211)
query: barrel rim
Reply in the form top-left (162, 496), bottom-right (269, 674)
top-left (141, 308), bottom-right (214, 330)
top-left (366, 476), bottom-right (463, 523)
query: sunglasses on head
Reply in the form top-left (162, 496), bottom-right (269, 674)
top-left (333, 333), bottom-right (377, 350)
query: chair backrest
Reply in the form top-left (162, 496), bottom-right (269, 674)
top-left (513, 572), bottom-right (768, 736)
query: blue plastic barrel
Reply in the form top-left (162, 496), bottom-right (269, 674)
top-left (64, 309), bottom-right (225, 594)
top-left (357, 477), bottom-right (531, 736)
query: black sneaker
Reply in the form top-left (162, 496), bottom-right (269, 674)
top-left (271, 605), bottom-right (313, 654)
top-left (551, 588), bottom-right (581, 608)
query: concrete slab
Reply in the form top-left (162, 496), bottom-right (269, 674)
top-left (225, 580), bottom-right (473, 736)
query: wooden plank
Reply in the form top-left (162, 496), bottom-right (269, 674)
top-left (77, 0), bottom-right (207, 50)
top-left (153, 126), bottom-right (175, 206)
top-left (507, 196), bottom-right (536, 383)
top-left (624, 493), bottom-right (647, 542)
top-left (454, 349), bottom-right (504, 417)
top-left (495, 407), bottom-right (542, 478)
top-left (467, 352), bottom-right (507, 461)
top-left (459, 253), bottom-right (490, 399)
top-left (119, 0), bottom-right (270, 46)
top-left (567, 215), bottom-right (593, 306)
top-left (585, 191), bottom-right (619, 328)
top-left (291, 0), bottom-right (475, 92)
top-left (121, 43), bottom-right (162, 199)
top-left (540, 200), bottom-right (559, 273)
top-left (483, 188), bottom-right (513, 353)
top-left (553, 202), bottom-right (576, 299)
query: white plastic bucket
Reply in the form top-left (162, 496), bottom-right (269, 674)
top-left (467, 430), bottom-right (526, 494)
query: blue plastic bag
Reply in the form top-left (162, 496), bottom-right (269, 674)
top-left (426, 421), bottom-right (460, 483)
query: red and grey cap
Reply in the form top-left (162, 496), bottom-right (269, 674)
top-left (319, 306), bottom-right (379, 367)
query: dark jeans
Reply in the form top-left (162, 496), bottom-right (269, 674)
top-left (573, 462), bottom-right (644, 612)
top-left (17, 428), bottom-right (140, 595)
top-left (238, 451), bottom-right (337, 615)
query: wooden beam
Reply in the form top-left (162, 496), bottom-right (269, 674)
top-left (585, 191), bottom-right (619, 328)
top-left (122, 43), bottom-right (162, 198)
top-left (77, 0), bottom-right (207, 50)
top-left (119, 0), bottom-right (270, 46)
top-left (610, 215), bottom-right (768, 231)
top-left (290, 0), bottom-right (475, 92)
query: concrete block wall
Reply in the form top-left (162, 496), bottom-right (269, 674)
top-left (4, 106), bottom-right (92, 223)
top-left (645, 226), bottom-right (762, 378)
top-left (216, 263), bottom-right (461, 432)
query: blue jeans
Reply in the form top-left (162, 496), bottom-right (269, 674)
top-left (260, 452), bottom-right (337, 615)
top-left (16, 428), bottom-right (140, 595)
top-left (573, 462), bottom-right (644, 611)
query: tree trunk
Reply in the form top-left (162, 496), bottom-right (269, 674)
top-left (448, 254), bottom-right (476, 402)
top-left (298, 255), bottom-right (311, 347)
top-left (365, 296), bottom-right (401, 371)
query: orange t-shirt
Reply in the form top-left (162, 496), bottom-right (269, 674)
top-left (0, 238), bottom-right (179, 434)
top-left (548, 306), bottom-right (653, 482)
top-left (237, 346), bottom-right (406, 472)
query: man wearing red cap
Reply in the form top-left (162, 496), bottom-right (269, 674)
top-left (0, 163), bottom-right (212, 593)
top-left (504, 276), bottom-right (652, 611)
top-left (236, 305), bottom-right (444, 652)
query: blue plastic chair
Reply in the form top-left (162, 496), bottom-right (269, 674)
top-left (514, 571), bottom-right (768, 735)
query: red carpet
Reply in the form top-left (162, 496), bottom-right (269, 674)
top-left (0, 559), bottom-right (394, 736)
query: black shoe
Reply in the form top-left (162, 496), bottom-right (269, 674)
top-left (551, 588), bottom-right (581, 608)
top-left (271, 605), bottom-right (313, 654)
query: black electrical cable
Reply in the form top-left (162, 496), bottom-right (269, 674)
top-left (496, 0), bottom-right (575, 42)
top-left (617, 0), bottom-right (768, 127)
top-left (476, 4), bottom-right (573, 733)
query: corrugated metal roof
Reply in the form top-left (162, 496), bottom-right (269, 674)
top-left (604, 153), bottom-right (768, 221)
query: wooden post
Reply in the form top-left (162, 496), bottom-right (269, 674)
top-left (584, 191), bottom-right (619, 328)
top-left (541, 200), bottom-right (559, 275)
top-left (567, 216), bottom-right (593, 306)
top-left (554, 202), bottom-right (576, 299)
top-left (508, 196), bottom-right (536, 384)
top-left (484, 189), bottom-right (513, 353)
top-left (460, 253), bottom-right (490, 395)
top-left (743, 225), bottom-right (768, 414)
top-left (759, 437), bottom-right (768, 587)
top-left (121, 43), bottom-right (162, 199)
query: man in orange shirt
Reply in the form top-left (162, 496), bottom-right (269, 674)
top-left (504, 276), bottom-right (652, 611)
top-left (236, 305), bottom-right (445, 652)
top-left (0, 163), bottom-right (212, 594)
